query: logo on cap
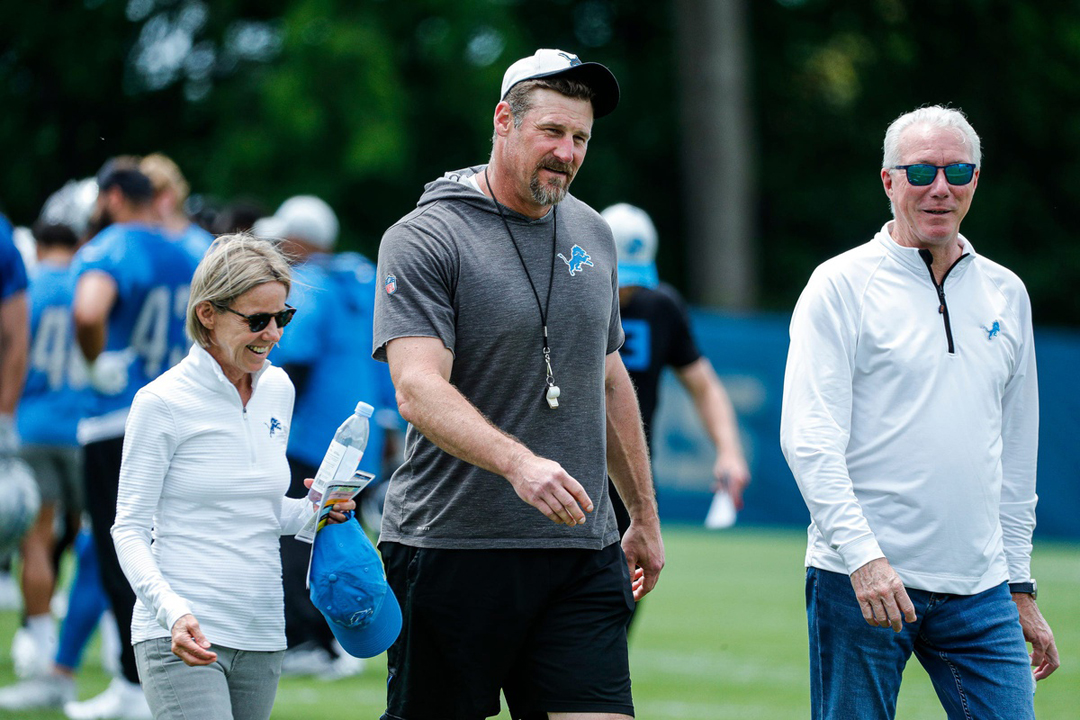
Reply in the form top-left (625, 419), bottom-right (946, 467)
top-left (558, 52), bottom-right (582, 67)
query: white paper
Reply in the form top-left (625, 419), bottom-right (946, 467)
top-left (704, 488), bottom-right (737, 530)
top-left (295, 469), bottom-right (375, 545)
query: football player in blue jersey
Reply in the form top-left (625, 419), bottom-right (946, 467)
top-left (0, 212), bottom-right (29, 458)
top-left (0, 211), bottom-right (29, 629)
top-left (0, 212), bottom-right (90, 710)
top-left (255, 196), bottom-right (398, 679)
top-left (67, 159), bottom-right (199, 720)
top-left (139, 153), bottom-right (214, 263)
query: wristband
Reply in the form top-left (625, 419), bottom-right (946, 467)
top-left (1008, 580), bottom-right (1037, 599)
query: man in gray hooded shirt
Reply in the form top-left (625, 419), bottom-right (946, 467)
top-left (372, 49), bottom-right (664, 720)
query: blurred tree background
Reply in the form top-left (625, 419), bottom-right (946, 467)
top-left (2, 0), bottom-right (1079, 325)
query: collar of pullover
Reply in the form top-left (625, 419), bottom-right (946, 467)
top-left (874, 222), bottom-right (976, 283)
top-left (186, 343), bottom-right (272, 400)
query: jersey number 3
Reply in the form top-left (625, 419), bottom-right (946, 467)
top-left (620, 318), bottom-right (652, 372)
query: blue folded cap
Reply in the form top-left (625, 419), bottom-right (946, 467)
top-left (309, 519), bottom-right (402, 658)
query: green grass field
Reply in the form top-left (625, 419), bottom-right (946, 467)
top-left (1, 526), bottom-right (1077, 719)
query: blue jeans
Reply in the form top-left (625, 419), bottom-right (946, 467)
top-left (806, 568), bottom-right (1034, 720)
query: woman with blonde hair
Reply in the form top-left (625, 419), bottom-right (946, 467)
top-left (112, 234), bottom-right (352, 720)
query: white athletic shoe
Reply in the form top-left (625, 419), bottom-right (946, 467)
top-left (63, 677), bottom-right (152, 720)
top-left (11, 626), bottom-right (56, 679)
top-left (321, 652), bottom-right (365, 681)
top-left (280, 642), bottom-right (335, 677)
top-left (0, 674), bottom-right (76, 710)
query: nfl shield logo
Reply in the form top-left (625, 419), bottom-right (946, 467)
top-left (385, 274), bottom-right (397, 295)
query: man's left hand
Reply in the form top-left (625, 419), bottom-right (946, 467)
top-left (621, 519), bottom-right (664, 601)
top-left (1013, 592), bottom-right (1060, 680)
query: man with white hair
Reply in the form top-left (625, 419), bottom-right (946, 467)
top-left (781, 106), bottom-right (1059, 719)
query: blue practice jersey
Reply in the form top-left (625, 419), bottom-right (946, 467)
top-left (18, 261), bottom-right (88, 446)
top-left (274, 252), bottom-right (397, 473)
top-left (72, 222), bottom-right (200, 440)
top-left (0, 215), bottom-right (29, 300)
top-left (170, 223), bottom-right (214, 263)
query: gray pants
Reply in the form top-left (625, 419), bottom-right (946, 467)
top-left (135, 638), bottom-right (283, 720)
top-left (20, 443), bottom-right (82, 506)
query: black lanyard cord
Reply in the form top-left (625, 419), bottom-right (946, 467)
top-left (484, 168), bottom-right (558, 355)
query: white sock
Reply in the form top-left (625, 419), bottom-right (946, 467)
top-left (25, 614), bottom-right (56, 647)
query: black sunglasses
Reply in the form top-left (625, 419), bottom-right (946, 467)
top-left (893, 163), bottom-right (976, 186)
top-left (217, 304), bottom-right (296, 332)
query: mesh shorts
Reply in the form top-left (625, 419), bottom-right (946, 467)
top-left (379, 541), bottom-right (636, 720)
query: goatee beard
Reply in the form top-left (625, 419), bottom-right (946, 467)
top-left (529, 161), bottom-right (574, 206)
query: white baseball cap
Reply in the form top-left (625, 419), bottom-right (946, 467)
top-left (602, 203), bottom-right (659, 289)
top-left (500, 48), bottom-right (620, 118)
top-left (253, 195), bottom-right (339, 250)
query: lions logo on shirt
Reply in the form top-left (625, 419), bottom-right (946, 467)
top-left (557, 245), bottom-right (594, 277)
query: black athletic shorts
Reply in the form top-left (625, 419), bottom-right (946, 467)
top-left (379, 541), bottom-right (636, 720)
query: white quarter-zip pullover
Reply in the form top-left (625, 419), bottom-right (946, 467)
top-left (781, 223), bottom-right (1038, 595)
top-left (112, 344), bottom-right (309, 650)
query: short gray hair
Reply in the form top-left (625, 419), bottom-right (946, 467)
top-left (186, 234), bottom-right (292, 348)
top-left (882, 105), bottom-right (982, 169)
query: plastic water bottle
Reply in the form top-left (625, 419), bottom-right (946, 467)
top-left (307, 401), bottom-right (374, 507)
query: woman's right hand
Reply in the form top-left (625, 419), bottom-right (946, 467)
top-left (171, 614), bottom-right (218, 666)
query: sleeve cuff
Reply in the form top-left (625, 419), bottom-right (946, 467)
top-left (159, 596), bottom-right (194, 634)
top-left (1005, 554), bottom-right (1033, 585)
top-left (838, 533), bottom-right (886, 575)
top-left (280, 497), bottom-right (311, 536)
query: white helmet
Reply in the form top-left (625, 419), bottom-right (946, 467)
top-left (601, 203), bottom-right (659, 289)
top-left (0, 457), bottom-right (41, 555)
top-left (40, 177), bottom-right (99, 239)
